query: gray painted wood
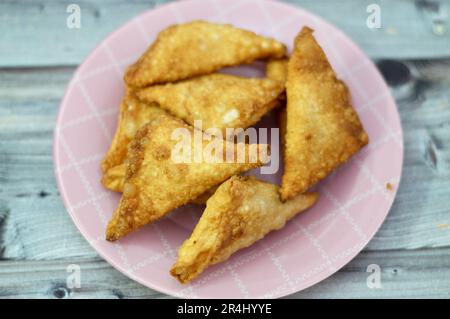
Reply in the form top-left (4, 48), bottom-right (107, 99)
top-left (1, 0), bottom-right (450, 67)
top-left (1, 248), bottom-right (449, 299)
top-left (1, 0), bottom-right (450, 299)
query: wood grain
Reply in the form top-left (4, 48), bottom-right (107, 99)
top-left (1, 248), bottom-right (449, 298)
top-left (1, 0), bottom-right (450, 67)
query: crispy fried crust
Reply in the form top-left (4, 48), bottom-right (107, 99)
top-left (101, 89), bottom-right (166, 174)
top-left (101, 164), bottom-right (126, 192)
top-left (266, 58), bottom-right (288, 105)
top-left (170, 176), bottom-right (318, 283)
top-left (191, 186), bottom-right (218, 205)
top-left (125, 21), bottom-right (286, 88)
top-left (106, 113), bottom-right (270, 241)
top-left (137, 73), bottom-right (284, 133)
top-left (279, 108), bottom-right (287, 150)
top-left (280, 27), bottom-right (369, 201)
top-left (266, 58), bottom-right (288, 83)
top-left (102, 163), bottom-right (215, 205)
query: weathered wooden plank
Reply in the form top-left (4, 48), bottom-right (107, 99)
top-left (291, 0), bottom-right (450, 59)
top-left (0, 59), bottom-right (450, 261)
top-left (290, 247), bottom-right (450, 299)
top-left (1, 248), bottom-right (449, 298)
top-left (0, 67), bottom-right (96, 259)
top-left (1, 0), bottom-right (450, 68)
top-left (0, 258), bottom-right (166, 299)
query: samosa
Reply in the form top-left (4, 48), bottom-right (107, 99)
top-left (137, 73), bottom-right (284, 134)
top-left (106, 114), bottom-right (270, 241)
top-left (281, 27), bottom-right (368, 200)
top-left (125, 21), bottom-right (286, 87)
top-left (101, 89), bottom-right (166, 174)
top-left (171, 175), bottom-right (318, 283)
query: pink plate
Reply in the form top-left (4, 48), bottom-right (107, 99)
top-left (54, 0), bottom-right (403, 298)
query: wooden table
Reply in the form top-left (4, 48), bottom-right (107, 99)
top-left (1, 0), bottom-right (449, 299)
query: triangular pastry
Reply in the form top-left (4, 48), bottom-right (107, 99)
top-left (281, 27), bottom-right (368, 200)
top-left (106, 113), bottom-right (270, 241)
top-left (125, 21), bottom-right (286, 87)
top-left (137, 73), bottom-right (284, 133)
top-left (170, 175), bottom-right (318, 283)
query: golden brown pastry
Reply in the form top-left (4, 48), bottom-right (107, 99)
top-left (125, 21), bottom-right (286, 88)
top-left (280, 27), bottom-right (368, 200)
top-left (102, 163), bottom-right (214, 205)
top-left (279, 108), bottom-right (287, 149)
top-left (101, 164), bottom-right (126, 192)
top-left (266, 58), bottom-right (288, 83)
top-left (137, 73), bottom-right (284, 134)
top-left (170, 175), bottom-right (318, 283)
top-left (101, 89), bottom-right (166, 174)
top-left (190, 186), bottom-right (218, 206)
top-left (106, 113), bottom-right (270, 241)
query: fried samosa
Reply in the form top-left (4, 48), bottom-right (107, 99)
top-left (280, 27), bottom-right (368, 200)
top-left (170, 175), bottom-right (318, 283)
top-left (101, 89), bottom-right (166, 174)
top-left (125, 21), bottom-right (286, 88)
top-left (106, 113), bottom-right (270, 241)
top-left (102, 163), bottom-right (215, 205)
top-left (137, 73), bottom-right (284, 133)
